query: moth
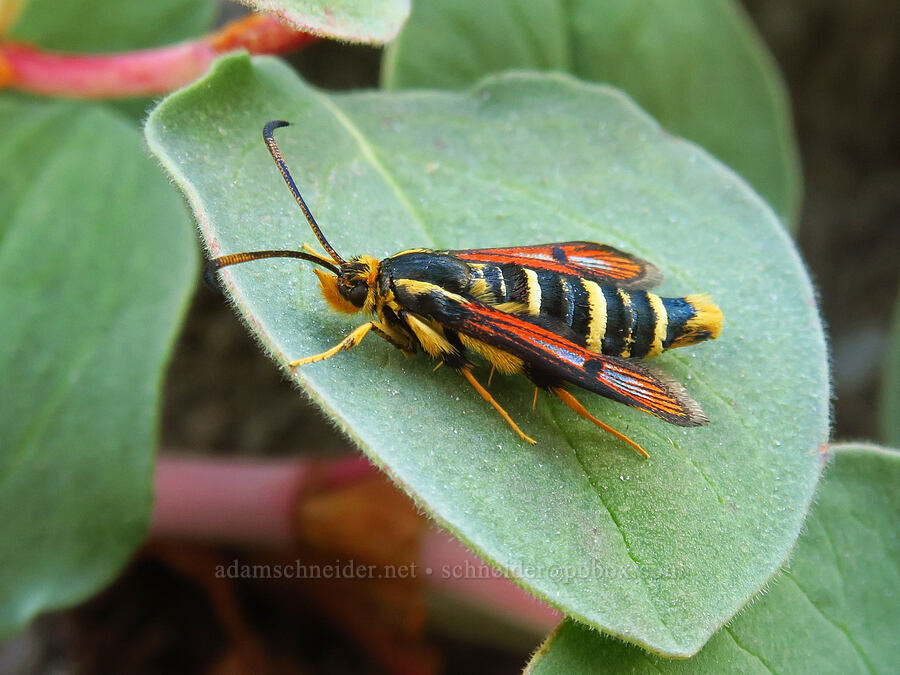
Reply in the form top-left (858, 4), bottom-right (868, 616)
top-left (208, 121), bottom-right (723, 457)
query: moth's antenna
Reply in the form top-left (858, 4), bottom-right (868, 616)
top-left (263, 120), bottom-right (345, 265)
top-left (204, 249), bottom-right (340, 290)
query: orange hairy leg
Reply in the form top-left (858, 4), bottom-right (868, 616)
top-left (461, 369), bottom-right (536, 445)
top-left (551, 387), bottom-right (650, 459)
top-left (289, 322), bottom-right (377, 368)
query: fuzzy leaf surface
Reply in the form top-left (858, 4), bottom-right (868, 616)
top-left (146, 54), bottom-right (827, 655)
top-left (383, 0), bottom-right (801, 227)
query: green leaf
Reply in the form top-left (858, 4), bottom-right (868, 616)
top-left (0, 98), bottom-right (197, 636)
top-left (145, 54), bottom-right (828, 656)
top-left (237, 0), bottom-right (410, 43)
top-left (8, 0), bottom-right (217, 51)
top-left (527, 443), bottom-right (900, 673)
top-left (882, 293), bottom-right (900, 446)
top-left (382, 0), bottom-right (801, 228)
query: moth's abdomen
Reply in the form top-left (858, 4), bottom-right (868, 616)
top-left (578, 281), bottom-right (722, 358)
top-left (577, 282), bottom-right (660, 358)
top-left (466, 263), bottom-right (721, 359)
top-left (660, 294), bottom-right (723, 351)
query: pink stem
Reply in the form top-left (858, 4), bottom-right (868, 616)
top-left (0, 14), bottom-right (317, 98)
top-left (152, 455), bottom-right (306, 548)
top-left (152, 454), bottom-right (373, 548)
top-left (152, 454), bottom-right (561, 633)
top-left (0, 41), bottom-right (216, 98)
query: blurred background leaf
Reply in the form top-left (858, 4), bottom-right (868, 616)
top-left (236, 0), bottom-right (410, 43)
top-left (383, 0), bottom-right (801, 228)
top-left (7, 0), bottom-right (217, 51)
top-left (0, 98), bottom-right (197, 637)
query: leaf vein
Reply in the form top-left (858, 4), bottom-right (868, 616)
top-left (669, 437), bottom-right (728, 506)
top-left (783, 576), bottom-right (875, 673)
top-left (546, 402), bottom-right (678, 645)
top-left (722, 626), bottom-right (777, 674)
top-left (311, 92), bottom-right (434, 244)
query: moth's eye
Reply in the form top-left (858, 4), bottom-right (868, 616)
top-left (348, 283), bottom-right (369, 307)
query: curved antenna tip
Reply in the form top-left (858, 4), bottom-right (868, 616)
top-left (263, 120), bottom-right (291, 138)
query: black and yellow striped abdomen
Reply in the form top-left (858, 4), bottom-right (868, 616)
top-left (465, 263), bottom-right (722, 359)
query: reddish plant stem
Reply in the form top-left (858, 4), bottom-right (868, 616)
top-left (0, 14), bottom-right (318, 98)
top-left (152, 453), bottom-right (561, 634)
top-left (151, 454), bottom-right (369, 548)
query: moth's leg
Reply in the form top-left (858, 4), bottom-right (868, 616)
top-left (550, 387), bottom-right (649, 459)
top-left (290, 322), bottom-right (378, 368)
top-left (461, 368), bottom-right (536, 445)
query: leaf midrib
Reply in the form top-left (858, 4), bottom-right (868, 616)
top-left (309, 88), bottom-right (435, 245)
top-left (548, 400), bottom-right (681, 650)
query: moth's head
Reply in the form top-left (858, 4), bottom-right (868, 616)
top-left (316, 255), bottom-right (380, 314)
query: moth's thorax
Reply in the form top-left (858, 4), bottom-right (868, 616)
top-left (380, 250), bottom-right (471, 294)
